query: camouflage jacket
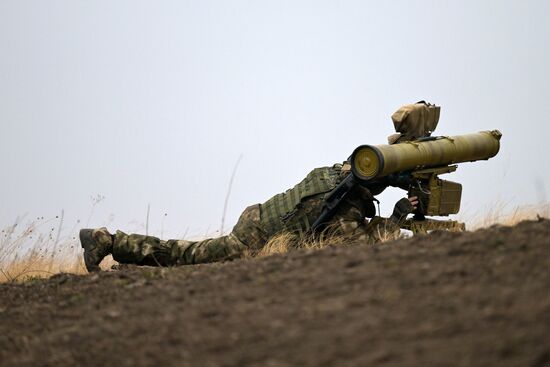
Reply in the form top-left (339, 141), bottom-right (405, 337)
top-left (259, 164), bottom-right (378, 237)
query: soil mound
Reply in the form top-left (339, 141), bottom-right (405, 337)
top-left (1, 219), bottom-right (550, 367)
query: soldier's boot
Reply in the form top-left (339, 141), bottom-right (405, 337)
top-left (79, 227), bottom-right (114, 272)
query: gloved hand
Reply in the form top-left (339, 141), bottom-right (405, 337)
top-left (390, 196), bottom-right (418, 224)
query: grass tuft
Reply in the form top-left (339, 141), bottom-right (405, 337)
top-left (0, 216), bottom-right (115, 282)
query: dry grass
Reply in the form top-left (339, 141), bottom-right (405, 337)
top-left (465, 202), bottom-right (550, 230)
top-left (1, 256), bottom-right (84, 282)
top-left (0, 216), bottom-right (82, 282)
top-left (252, 231), bottom-right (350, 258)
top-left (250, 221), bottom-right (401, 259)
top-left (1, 202), bottom-right (548, 282)
top-left (0, 215), bottom-right (115, 282)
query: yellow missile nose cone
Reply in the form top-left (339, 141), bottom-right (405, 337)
top-left (352, 146), bottom-right (381, 180)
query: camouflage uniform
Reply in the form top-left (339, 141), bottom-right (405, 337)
top-left (101, 164), bottom-right (400, 267)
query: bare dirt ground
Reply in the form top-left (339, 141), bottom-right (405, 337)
top-left (1, 219), bottom-right (550, 367)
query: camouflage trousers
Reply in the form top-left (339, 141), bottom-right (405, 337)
top-left (112, 205), bottom-right (267, 266)
top-left (111, 204), bottom-right (401, 267)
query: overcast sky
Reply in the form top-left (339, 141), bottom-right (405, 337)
top-left (1, 0), bottom-right (549, 239)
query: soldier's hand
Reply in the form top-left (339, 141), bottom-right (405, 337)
top-left (408, 196), bottom-right (419, 210)
top-left (390, 197), bottom-right (416, 224)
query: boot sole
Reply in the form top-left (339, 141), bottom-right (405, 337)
top-left (79, 229), bottom-right (101, 273)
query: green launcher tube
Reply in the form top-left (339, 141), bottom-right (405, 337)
top-left (351, 130), bottom-right (502, 181)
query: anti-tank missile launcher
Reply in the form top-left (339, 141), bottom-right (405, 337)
top-left (312, 101), bottom-right (502, 234)
top-left (350, 130), bottom-right (502, 223)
